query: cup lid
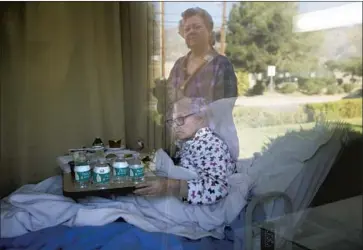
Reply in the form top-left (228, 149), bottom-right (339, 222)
top-left (74, 165), bottom-right (91, 172)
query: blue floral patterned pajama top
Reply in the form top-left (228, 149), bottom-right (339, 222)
top-left (176, 127), bottom-right (236, 205)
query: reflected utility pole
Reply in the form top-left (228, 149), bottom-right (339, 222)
top-left (160, 1), bottom-right (165, 78)
top-left (220, 1), bottom-right (227, 55)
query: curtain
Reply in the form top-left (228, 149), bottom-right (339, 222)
top-left (119, 2), bottom-right (164, 152)
top-left (0, 2), bottom-right (161, 197)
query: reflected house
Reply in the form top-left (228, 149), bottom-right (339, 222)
top-left (294, 2), bottom-right (362, 81)
top-left (293, 2), bottom-right (362, 33)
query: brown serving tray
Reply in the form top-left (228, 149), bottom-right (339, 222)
top-left (62, 172), bottom-right (159, 200)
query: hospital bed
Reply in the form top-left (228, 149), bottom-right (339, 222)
top-left (240, 122), bottom-right (362, 250)
top-left (1, 122), bottom-right (360, 250)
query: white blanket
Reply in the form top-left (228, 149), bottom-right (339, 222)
top-left (1, 149), bottom-right (252, 239)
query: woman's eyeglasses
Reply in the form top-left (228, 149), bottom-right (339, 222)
top-left (166, 113), bottom-right (195, 127)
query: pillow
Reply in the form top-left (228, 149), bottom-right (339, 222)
top-left (250, 123), bottom-right (347, 222)
top-left (251, 124), bottom-right (336, 194)
top-left (207, 97), bottom-right (239, 161)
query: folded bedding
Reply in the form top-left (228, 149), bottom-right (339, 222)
top-left (1, 149), bottom-right (253, 240)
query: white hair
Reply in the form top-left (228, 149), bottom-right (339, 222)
top-left (172, 97), bottom-right (210, 122)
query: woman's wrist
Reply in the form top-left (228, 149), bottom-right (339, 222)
top-left (165, 179), bottom-right (188, 198)
top-left (178, 180), bottom-right (188, 198)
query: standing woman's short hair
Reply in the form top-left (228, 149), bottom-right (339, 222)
top-left (178, 7), bottom-right (216, 46)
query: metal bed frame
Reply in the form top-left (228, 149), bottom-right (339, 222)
top-left (243, 191), bottom-right (293, 250)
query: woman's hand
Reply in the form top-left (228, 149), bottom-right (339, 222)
top-left (133, 178), bottom-right (169, 197)
top-left (133, 177), bottom-right (187, 197)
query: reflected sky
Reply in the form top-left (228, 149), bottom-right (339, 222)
top-left (159, 1), bottom-right (351, 28)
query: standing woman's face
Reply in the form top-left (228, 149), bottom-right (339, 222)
top-left (183, 15), bottom-right (210, 49)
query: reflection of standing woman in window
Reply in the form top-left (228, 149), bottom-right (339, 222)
top-left (155, 7), bottom-right (238, 111)
top-left (154, 7), bottom-right (239, 159)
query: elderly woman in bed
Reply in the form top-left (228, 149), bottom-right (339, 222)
top-left (134, 97), bottom-right (236, 205)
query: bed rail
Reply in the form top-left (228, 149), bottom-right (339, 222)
top-left (242, 191), bottom-right (293, 250)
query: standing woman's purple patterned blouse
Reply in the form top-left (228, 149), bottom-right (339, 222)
top-left (153, 50), bottom-right (239, 159)
top-left (167, 50), bottom-right (238, 104)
